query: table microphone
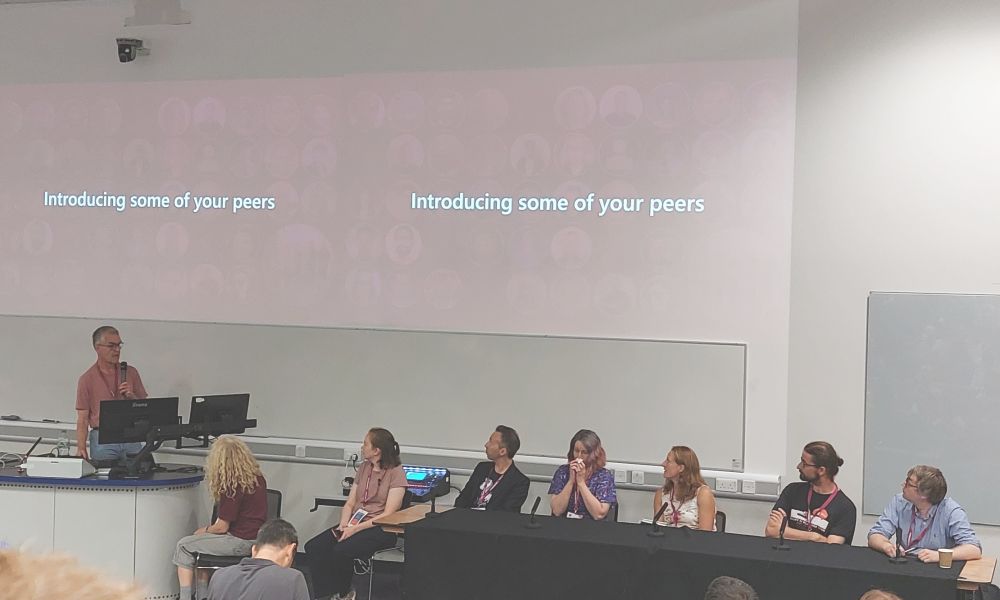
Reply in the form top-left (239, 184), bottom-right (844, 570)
top-left (889, 525), bottom-right (908, 564)
top-left (773, 513), bottom-right (791, 550)
top-left (647, 500), bottom-right (671, 537)
top-left (524, 496), bottom-right (542, 529)
top-left (424, 493), bottom-right (441, 519)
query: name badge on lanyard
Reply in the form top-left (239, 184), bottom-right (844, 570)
top-left (566, 511), bottom-right (585, 519)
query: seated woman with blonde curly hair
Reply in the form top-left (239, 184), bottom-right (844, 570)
top-left (172, 435), bottom-right (267, 600)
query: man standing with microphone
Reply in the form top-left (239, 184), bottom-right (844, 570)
top-left (75, 326), bottom-right (147, 461)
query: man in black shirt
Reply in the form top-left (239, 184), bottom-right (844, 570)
top-left (455, 425), bottom-right (530, 512)
top-left (765, 441), bottom-right (857, 544)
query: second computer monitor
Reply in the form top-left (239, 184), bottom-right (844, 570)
top-left (189, 393), bottom-right (250, 435)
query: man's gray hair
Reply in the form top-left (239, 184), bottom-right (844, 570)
top-left (705, 576), bottom-right (759, 600)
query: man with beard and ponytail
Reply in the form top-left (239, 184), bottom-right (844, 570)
top-left (765, 441), bottom-right (857, 544)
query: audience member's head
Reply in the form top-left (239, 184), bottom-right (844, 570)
top-left (906, 465), bottom-right (947, 504)
top-left (252, 519), bottom-right (299, 568)
top-left (0, 550), bottom-right (143, 600)
top-left (704, 576), bottom-right (759, 600)
top-left (860, 590), bottom-right (903, 600)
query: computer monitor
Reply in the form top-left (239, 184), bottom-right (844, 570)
top-left (98, 397), bottom-right (179, 445)
top-left (189, 393), bottom-right (250, 435)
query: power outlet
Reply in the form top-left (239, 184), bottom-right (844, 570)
top-left (613, 469), bottom-right (627, 484)
top-left (716, 477), bottom-right (738, 493)
top-left (631, 470), bottom-right (645, 485)
top-left (741, 480), bottom-right (756, 495)
top-left (294, 445), bottom-right (306, 458)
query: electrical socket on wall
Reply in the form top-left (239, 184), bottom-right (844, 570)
top-left (716, 477), bottom-right (738, 493)
top-left (631, 470), bottom-right (644, 485)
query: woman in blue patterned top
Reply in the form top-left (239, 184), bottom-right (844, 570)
top-left (548, 429), bottom-right (617, 520)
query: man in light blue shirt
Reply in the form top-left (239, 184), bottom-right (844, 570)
top-left (868, 465), bottom-right (981, 564)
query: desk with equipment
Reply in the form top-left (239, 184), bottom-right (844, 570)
top-left (0, 393), bottom-right (256, 599)
top-left (0, 465), bottom-right (203, 599)
top-left (403, 509), bottom-right (994, 600)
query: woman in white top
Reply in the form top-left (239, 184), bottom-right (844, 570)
top-left (653, 445), bottom-right (717, 530)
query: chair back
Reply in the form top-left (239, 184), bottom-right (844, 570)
top-left (714, 510), bottom-right (727, 533)
top-left (266, 488), bottom-right (282, 520)
top-left (609, 502), bottom-right (619, 522)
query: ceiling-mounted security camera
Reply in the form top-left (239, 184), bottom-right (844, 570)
top-left (116, 38), bottom-right (149, 63)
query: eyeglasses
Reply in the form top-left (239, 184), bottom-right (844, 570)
top-left (903, 479), bottom-right (919, 489)
top-left (96, 342), bottom-right (125, 350)
top-left (798, 459), bottom-right (818, 468)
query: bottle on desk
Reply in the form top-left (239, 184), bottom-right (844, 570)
top-left (56, 432), bottom-right (71, 457)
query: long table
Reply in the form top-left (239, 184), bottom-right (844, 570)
top-left (403, 509), bottom-right (970, 600)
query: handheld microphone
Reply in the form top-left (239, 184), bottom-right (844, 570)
top-left (647, 499), bottom-right (671, 537)
top-left (889, 525), bottom-right (908, 563)
top-left (773, 513), bottom-right (791, 550)
top-left (524, 496), bottom-right (542, 529)
top-left (119, 361), bottom-right (128, 383)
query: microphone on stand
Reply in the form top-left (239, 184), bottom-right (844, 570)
top-left (647, 499), bottom-right (671, 537)
top-left (773, 513), bottom-right (791, 550)
top-left (424, 492), bottom-right (441, 519)
top-left (889, 525), bottom-right (908, 563)
top-left (524, 496), bottom-right (542, 529)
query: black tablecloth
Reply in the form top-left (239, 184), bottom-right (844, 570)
top-left (403, 509), bottom-right (962, 600)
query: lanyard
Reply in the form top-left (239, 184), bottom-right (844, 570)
top-left (476, 471), bottom-right (505, 507)
top-left (100, 367), bottom-right (119, 399)
top-left (362, 465), bottom-right (380, 504)
top-left (668, 489), bottom-right (682, 526)
top-left (906, 504), bottom-right (935, 550)
top-left (805, 485), bottom-right (839, 531)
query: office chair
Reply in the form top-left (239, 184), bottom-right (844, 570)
top-left (191, 488), bottom-right (282, 599)
top-left (714, 510), bottom-right (727, 533)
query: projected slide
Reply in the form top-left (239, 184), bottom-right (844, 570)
top-left (0, 59), bottom-right (795, 335)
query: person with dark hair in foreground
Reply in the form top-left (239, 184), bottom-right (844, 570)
top-left (704, 575), bottom-right (759, 600)
top-left (304, 427), bottom-right (407, 600)
top-left (765, 441), bottom-right (857, 544)
top-left (455, 425), bottom-right (530, 512)
top-left (868, 465), bottom-right (981, 563)
top-left (208, 519), bottom-right (309, 600)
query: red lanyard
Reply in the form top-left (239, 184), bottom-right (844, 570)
top-left (476, 472), bottom-right (504, 507)
top-left (906, 505), bottom-right (934, 550)
top-left (805, 485), bottom-right (839, 531)
top-left (362, 466), bottom-right (380, 504)
top-left (668, 489), bottom-right (682, 526)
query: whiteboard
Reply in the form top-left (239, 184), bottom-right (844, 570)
top-left (0, 315), bottom-right (746, 470)
top-left (864, 292), bottom-right (1000, 524)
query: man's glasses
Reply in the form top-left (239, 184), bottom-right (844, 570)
top-left (96, 342), bottom-right (125, 350)
top-left (798, 459), bottom-right (818, 468)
